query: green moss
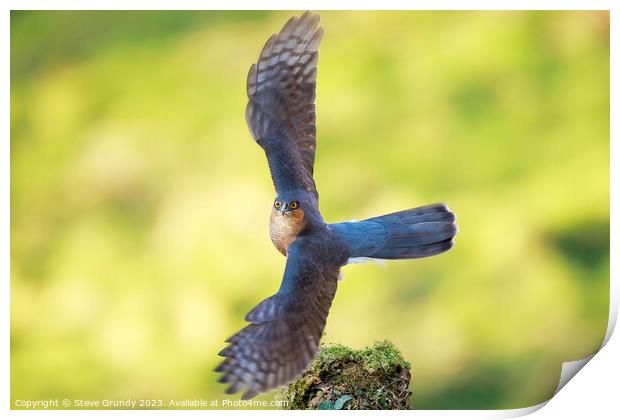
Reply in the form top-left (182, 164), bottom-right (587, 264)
top-left (277, 341), bottom-right (412, 410)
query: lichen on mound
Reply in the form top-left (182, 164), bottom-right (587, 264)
top-left (277, 341), bottom-right (412, 410)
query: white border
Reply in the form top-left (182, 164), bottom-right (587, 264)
top-left (4, 1), bottom-right (617, 419)
top-left (0, 0), bottom-right (617, 10)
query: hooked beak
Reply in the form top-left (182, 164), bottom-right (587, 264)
top-left (278, 208), bottom-right (290, 216)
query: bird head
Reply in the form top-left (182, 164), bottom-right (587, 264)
top-left (273, 196), bottom-right (302, 216)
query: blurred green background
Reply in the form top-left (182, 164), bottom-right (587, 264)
top-left (10, 10), bottom-right (610, 409)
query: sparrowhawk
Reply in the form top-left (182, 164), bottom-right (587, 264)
top-left (215, 11), bottom-right (457, 400)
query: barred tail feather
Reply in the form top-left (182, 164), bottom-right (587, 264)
top-left (331, 203), bottom-right (457, 260)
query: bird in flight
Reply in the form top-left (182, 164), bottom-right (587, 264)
top-left (216, 11), bottom-right (457, 400)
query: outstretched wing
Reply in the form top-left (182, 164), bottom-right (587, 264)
top-left (245, 11), bottom-right (323, 197)
top-left (215, 240), bottom-right (340, 399)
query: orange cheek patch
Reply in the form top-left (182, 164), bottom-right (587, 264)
top-left (291, 209), bottom-right (305, 226)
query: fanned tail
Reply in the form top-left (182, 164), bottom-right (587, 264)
top-left (331, 203), bottom-right (457, 260)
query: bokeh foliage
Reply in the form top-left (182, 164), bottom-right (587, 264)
top-left (10, 11), bottom-right (609, 409)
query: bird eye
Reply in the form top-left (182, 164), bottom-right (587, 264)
top-left (290, 201), bottom-right (299, 210)
top-left (274, 201), bottom-right (281, 209)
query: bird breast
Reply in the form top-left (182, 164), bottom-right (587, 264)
top-left (269, 207), bottom-right (305, 256)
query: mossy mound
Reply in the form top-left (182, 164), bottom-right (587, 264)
top-left (277, 341), bottom-right (412, 410)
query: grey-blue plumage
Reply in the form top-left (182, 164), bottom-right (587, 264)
top-left (331, 203), bottom-right (456, 260)
top-left (216, 11), bottom-right (458, 400)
